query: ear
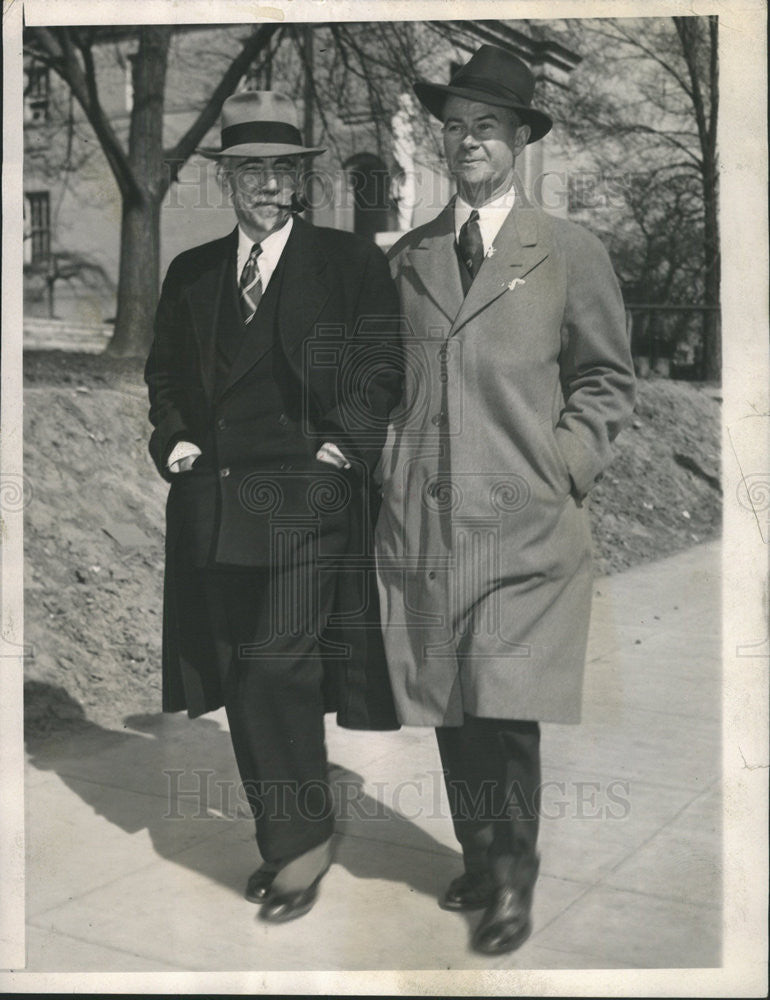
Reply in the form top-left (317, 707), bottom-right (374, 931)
top-left (216, 161), bottom-right (232, 193)
top-left (293, 166), bottom-right (311, 213)
top-left (514, 124), bottom-right (531, 155)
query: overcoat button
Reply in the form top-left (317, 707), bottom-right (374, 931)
top-left (217, 417), bottom-right (226, 430)
top-left (428, 571), bottom-right (436, 580)
top-left (278, 413), bottom-right (289, 426)
top-left (431, 413), bottom-right (446, 426)
top-left (220, 467), bottom-right (230, 478)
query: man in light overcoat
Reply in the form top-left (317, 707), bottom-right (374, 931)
top-left (375, 46), bottom-right (636, 954)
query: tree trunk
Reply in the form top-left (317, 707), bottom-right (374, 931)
top-left (108, 192), bottom-right (162, 356)
top-left (675, 14), bottom-right (720, 383)
top-left (700, 160), bottom-right (721, 381)
top-left (107, 27), bottom-right (171, 357)
top-left (46, 271), bottom-right (56, 319)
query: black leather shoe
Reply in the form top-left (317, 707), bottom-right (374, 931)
top-left (472, 885), bottom-right (533, 955)
top-left (440, 871), bottom-right (495, 911)
top-left (259, 873), bottom-right (323, 924)
top-left (244, 866), bottom-right (278, 904)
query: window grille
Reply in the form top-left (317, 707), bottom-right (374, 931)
top-left (25, 62), bottom-right (50, 122)
top-left (27, 192), bottom-right (51, 263)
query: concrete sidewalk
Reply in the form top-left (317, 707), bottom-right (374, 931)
top-left (21, 542), bottom-right (721, 972)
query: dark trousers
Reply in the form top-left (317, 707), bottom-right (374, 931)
top-left (203, 563), bottom-right (336, 865)
top-left (435, 715), bottom-right (541, 889)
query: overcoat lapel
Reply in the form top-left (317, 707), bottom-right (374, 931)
top-left (185, 229), bottom-right (236, 402)
top-left (277, 217), bottom-right (331, 363)
top-left (449, 201), bottom-right (548, 337)
top-left (405, 203), bottom-right (464, 324)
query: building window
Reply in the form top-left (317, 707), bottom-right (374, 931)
top-left (25, 62), bottom-right (50, 122)
top-left (27, 192), bottom-right (51, 264)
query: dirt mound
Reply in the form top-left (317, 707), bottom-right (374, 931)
top-left (22, 352), bottom-right (721, 735)
top-left (24, 353), bottom-right (168, 736)
top-left (587, 378), bottom-right (721, 574)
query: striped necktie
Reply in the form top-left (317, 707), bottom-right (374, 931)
top-left (458, 209), bottom-right (484, 280)
top-left (239, 243), bottom-right (263, 324)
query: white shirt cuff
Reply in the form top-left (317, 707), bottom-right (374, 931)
top-left (316, 442), bottom-right (351, 469)
top-left (167, 441), bottom-right (201, 473)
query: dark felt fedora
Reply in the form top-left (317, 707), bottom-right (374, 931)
top-left (413, 45), bottom-right (552, 144)
top-left (197, 91), bottom-right (326, 159)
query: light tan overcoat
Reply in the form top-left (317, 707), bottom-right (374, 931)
top-left (375, 195), bottom-right (636, 726)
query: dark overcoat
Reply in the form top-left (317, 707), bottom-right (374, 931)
top-left (145, 217), bottom-right (403, 728)
top-left (375, 196), bottom-right (636, 727)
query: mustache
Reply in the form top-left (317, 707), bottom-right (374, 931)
top-left (244, 199), bottom-right (293, 208)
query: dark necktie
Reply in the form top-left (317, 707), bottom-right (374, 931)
top-left (239, 243), bottom-right (263, 324)
top-left (458, 209), bottom-right (484, 281)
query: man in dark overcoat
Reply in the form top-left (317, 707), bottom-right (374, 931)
top-left (145, 91), bottom-right (402, 923)
top-left (376, 47), bottom-right (636, 954)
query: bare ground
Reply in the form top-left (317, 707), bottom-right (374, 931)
top-left (21, 351), bottom-right (721, 737)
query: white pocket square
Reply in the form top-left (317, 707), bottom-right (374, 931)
top-left (504, 278), bottom-right (527, 291)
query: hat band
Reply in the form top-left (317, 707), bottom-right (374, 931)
top-left (220, 120), bottom-right (305, 150)
top-left (447, 75), bottom-right (529, 108)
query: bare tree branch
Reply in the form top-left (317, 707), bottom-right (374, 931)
top-left (288, 23), bottom-right (343, 162)
top-left (673, 17), bottom-right (710, 165)
top-left (29, 27), bottom-right (139, 199)
top-left (162, 22), bottom-right (283, 193)
top-left (707, 16), bottom-right (719, 163)
top-left (588, 19), bottom-right (696, 102)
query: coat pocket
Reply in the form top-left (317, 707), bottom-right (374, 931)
top-left (537, 421), bottom-right (572, 498)
top-left (552, 435), bottom-right (573, 492)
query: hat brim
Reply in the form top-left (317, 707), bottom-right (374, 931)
top-left (413, 81), bottom-right (552, 143)
top-left (196, 142), bottom-right (327, 159)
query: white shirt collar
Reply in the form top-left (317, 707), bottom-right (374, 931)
top-left (454, 185), bottom-right (516, 254)
top-left (237, 216), bottom-right (294, 289)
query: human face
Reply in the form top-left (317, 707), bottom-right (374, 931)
top-left (442, 97), bottom-right (530, 206)
top-left (225, 155), bottom-right (301, 240)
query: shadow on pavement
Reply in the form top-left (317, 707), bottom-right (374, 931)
top-left (25, 681), bottom-right (463, 910)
